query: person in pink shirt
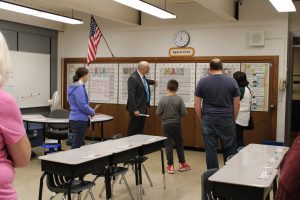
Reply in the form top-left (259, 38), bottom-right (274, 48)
top-left (0, 32), bottom-right (31, 200)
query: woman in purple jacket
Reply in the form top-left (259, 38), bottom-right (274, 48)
top-left (67, 67), bottom-right (95, 149)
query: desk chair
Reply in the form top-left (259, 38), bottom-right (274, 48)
top-left (237, 146), bottom-right (244, 152)
top-left (226, 154), bottom-right (235, 161)
top-left (45, 109), bottom-right (69, 152)
top-left (90, 167), bottom-right (134, 200)
top-left (87, 134), bottom-right (135, 200)
top-left (46, 174), bottom-right (95, 200)
top-left (122, 156), bottom-right (153, 188)
top-left (201, 168), bottom-right (218, 200)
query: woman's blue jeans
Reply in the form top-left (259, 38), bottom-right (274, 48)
top-left (69, 120), bottom-right (90, 149)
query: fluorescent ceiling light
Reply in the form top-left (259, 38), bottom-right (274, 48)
top-left (113, 0), bottom-right (176, 19)
top-left (0, 0), bottom-right (83, 24)
top-left (269, 0), bottom-right (296, 12)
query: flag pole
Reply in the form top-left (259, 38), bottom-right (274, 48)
top-left (93, 16), bottom-right (114, 58)
top-left (101, 33), bottom-right (114, 57)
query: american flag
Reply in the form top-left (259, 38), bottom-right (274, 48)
top-left (87, 16), bottom-right (102, 65)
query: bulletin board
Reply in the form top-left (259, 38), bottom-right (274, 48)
top-left (62, 56), bottom-right (278, 149)
top-left (118, 63), bottom-right (155, 105)
top-left (155, 63), bottom-right (195, 107)
top-left (195, 63), bottom-right (241, 82)
top-left (241, 63), bottom-right (270, 111)
top-left (66, 63), bottom-right (118, 104)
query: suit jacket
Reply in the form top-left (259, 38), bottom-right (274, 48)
top-left (126, 70), bottom-right (155, 114)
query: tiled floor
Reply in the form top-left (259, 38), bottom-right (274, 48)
top-left (14, 143), bottom-right (225, 200)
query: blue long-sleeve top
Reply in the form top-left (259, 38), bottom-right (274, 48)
top-left (67, 81), bottom-right (95, 121)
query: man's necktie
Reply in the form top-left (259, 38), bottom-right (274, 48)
top-left (143, 76), bottom-right (150, 103)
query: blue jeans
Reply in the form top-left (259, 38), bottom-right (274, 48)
top-left (201, 115), bottom-right (237, 169)
top-left (69, 120), bottom-right (90, 149)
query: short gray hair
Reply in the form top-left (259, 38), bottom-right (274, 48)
top-left (0, 32), bottom-right (10, 88)
top-left (138, 61), bottom-right (149, 69)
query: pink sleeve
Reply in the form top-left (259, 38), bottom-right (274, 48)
top-left (0, 92), bottom-right (25, 145)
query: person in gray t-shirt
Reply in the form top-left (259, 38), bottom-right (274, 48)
top-left (156, 79), bottom-right (190, 174)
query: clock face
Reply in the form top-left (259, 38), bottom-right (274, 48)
top-left (174, 31), bottom-right (190, 47)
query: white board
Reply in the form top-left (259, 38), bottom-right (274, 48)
top-left (3, 51), bottom-right (50, 108)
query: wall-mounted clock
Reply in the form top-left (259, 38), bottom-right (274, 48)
top-left (173, 31), bottom-right (190, 47)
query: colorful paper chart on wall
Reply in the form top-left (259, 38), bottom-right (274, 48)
top-left (119, 63), bottom-right (155, 105)
top-left (196, 63), bottom-right (241, 83)
top-left (88, 63), bottom-right (118, 103)
top-left (241, 63), bottom-right (270, 112)
top-left (155, 63), bottom-right (195, 107)
top-left (67, 63), bottom-right (90, 94)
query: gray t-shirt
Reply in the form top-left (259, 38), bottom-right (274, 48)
top-left (194, 74), bottom-right (240, 117)
top-left (156, 95), bottom-right (187, 124)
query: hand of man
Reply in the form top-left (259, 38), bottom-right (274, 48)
top-left (155, 80), bottom-right (158, 86)
top-left (134, 111), bottom-right (140, 117)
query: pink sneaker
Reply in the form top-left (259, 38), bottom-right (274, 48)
top-left (166, 165), bottom-right (174, 174)
top-left (179, 163), bottom-right (191, 172)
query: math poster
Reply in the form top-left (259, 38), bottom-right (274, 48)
top-left (241, 63), bottom-right (270, 111)
top-left (119, 63), bottom-right (155, 105)
top-left (155, 63), bottom-right (195, 107)
top-left (88, 63), bottom-right (118, 103)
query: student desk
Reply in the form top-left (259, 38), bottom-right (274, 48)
top-left (38, 135), bottom-right (166, 200)
top-left (22, 113), bottom-right (113, 141)
top-left (213, 144), bottom-right (289, 199)
top-left (226, 144), bottom-right (289, 169)
top-left (209, 164), bottom-right (278, 200)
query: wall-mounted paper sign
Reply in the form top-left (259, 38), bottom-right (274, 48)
top-left (169, 47), bottom-right (195, 57)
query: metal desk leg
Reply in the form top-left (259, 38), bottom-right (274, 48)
top-left (273, 175), bottom-right (278, 200)
top-left (105, 166), bottom-right (112, 200)
top-left (134, 159), bottom-right (140, 200)
top-left (67, 178), bottom-right (74, 200)
top-left (138, 156), bottom-right (143, 200)
top-left (38, 172), bottom-right (47, 200)
top-left (96, 122), bottom-right (105, 141)
top-left (101, 122), bottom-right (104, 141)
top-left (160, 149), bottom-right (166, 189)
top-left (92, 123), bottom-right (95, 141)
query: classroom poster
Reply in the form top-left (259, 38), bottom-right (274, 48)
top-left (155, 63), bottom-right (195, 107)
top-left (88, 63), bottom-right (118, 103)
top-left (241, 63), bottom-right (270, 111)
top-left (196, 63), bottom-right (210, 82)
top-left (196, 63), bottom-right (241, 83)
top-left (66, 63), bottom-right (90, 94)
top-left (223, 63), bottom-right (241, 77)
top-left (118, 63), bottom-right (155, 105)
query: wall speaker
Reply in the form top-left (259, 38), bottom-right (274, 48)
top-left (248, 31), bottom-right (265, 47)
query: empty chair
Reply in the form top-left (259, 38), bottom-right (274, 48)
top-left (201, 168), bottom-right (218, 200)
top-left (46, 173), bottom-right (95, 200)
top-left (123, 156), bottom-right (153, 188)
top-left (237, 146), bottom-right (244, 152)
top-left (45, 109), bottom-right (69, 152)
top-left (87, 134), bottom-right (134, 200)
top-left (226, 154), bottom-right (235, 161)
top-left (90, 167), bottom-right (134, 200)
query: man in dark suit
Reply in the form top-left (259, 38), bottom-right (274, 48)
top-left (126, 61), bottom-right (156, 136)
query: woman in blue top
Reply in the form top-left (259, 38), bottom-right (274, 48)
top-left (67, 67), bottom-right (95, 149)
